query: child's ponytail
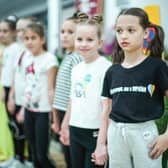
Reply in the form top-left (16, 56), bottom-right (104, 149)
top-left (148, 24), bottom-right (164, 59)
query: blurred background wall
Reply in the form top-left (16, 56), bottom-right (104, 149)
top-left (0, 0), bottom-right (167, 55)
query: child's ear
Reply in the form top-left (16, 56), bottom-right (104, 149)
top-left (41, 37), bottom-right (46, 45)
top-left (99, 39), bottom-right (103, 48)
top-left (144, 28), bottom-right (149, 39)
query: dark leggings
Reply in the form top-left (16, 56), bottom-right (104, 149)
top-left (24, 109), bottom-right (55, 168)
top-left (4, 87), bottom-right (24, 161)
top-left (70, 126), bottom-right (104, 168)
top-left (4, 87), bottom-right (31, 162)
top-left (57, 110), bottom-right (72, 168)
top-left (13, 105), bottom-right (25, 162)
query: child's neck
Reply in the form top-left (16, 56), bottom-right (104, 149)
top-left (85, 54), bottom-right (100, 64)
top-left (66, 47), bottom-right (74, 54)
top-left (5, 40), bottom-right (15, 47)
top-left (33, 49), bottom-right (45, 57)
top-left (122, 51), bottom-right (146, 68)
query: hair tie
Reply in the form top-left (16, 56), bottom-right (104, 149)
top-left (146, 27), bottom-right (156, 42)
top-left (77, 12), bottom-right (89, 22)
top-left (143, 27), bottom-right (156, 55)
top-left (92, 15), bottom-right (103, 24)
top-left (6, 15), bottom-right (18, 23)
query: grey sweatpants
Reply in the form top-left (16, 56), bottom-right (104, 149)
top-left (107, 120), bottom-right (162, 168)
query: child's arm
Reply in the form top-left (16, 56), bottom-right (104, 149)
top-left (7, 67), bottom-right (17, 114)
top-left (7, 85), bottom-right (15, 114)
top-left (16, 106), bottom-right (25, 123)
top-left (149, 90), bottom-right (168, 159)
top-left (51, 108), bottom-right (60, 134)
top-left (92, 98), bottom-right (112, 165)
top-left (59, 100), bottom-right (71, 146)
top-left (149, 130), bottom-right (168, 159)
top-left (48, 66), bottom-right (57, 105)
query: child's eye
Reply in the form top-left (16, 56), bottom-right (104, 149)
top-left (128, 28), bottom-right (135, 33)
top-left (24, 36), bottom-right (29, 41)
top-left (87, 38), bottom-right (93, 42)
top-left (61, 30), bottom-right (64, 34)
top-left (77, 37), bottom-right (82, 41)
top-left (31, 36), bottom-right (36, 40)
top-left (2, 29), bottom-right (9, 33)
top-left (68, 30), bottom-right (74, 34)
top-left (116, 29), bottom-right (122, 34)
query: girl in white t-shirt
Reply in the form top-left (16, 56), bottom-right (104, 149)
top-left (0, 15), bottom-right (20, 118)
top-left (60, 13), bottom-right (111, 168)
top-left (0, 15), bottom-right (22, 165)
top-left (23, 22), bottom-right (58, 168)
top-left (7, 16), bottom-right (38, 168)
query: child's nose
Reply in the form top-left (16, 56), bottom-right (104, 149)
top-left (81, 41), bottom-right (87, 46)
top-left (121, 31), bottom-right (128, 39)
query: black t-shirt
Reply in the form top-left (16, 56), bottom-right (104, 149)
top-left (102, 56), bottom-right (168, 123)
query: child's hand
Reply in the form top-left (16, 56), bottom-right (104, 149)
top-left (59, 125), bottom-right (70, 146)
top-left (149, 133), bottom-right (168, 159)
top-left (16, 107), bottom-right (25, 123)
top-left (91, 144), bottom-right (108, 165)
top-left (51, 122), bottom-right (60, 134)
top-left (7, 97), bottom-right (15, 114)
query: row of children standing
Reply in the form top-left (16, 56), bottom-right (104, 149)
top-left (0, 15), bottom-right (57, 168)
top-left (52, 7), bottom-right (168, 168)
top-left (0, 15), bottom-right (34, 168)
top-left (0, 11), bottom-right (111, 168)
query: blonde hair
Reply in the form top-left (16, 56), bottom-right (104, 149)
top-left (76, 12), bottom-right (103, 39)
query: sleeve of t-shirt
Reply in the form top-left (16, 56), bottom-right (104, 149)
top-left (100, 63), bottom-right (112, 97)
top-left (69, 54), bottom-right (82, 81)
top-left (156, 61), bottom-right (168, 92)
top-left (101, 68), bottom-right (112, 99)
top-left (46, 53), bottom-right (59, 70)
top-left (71, 53), bottom-right (82, 67)
top-left (12, 43), bottom-right (22, 68)
top-left (70, 67), bottom-right (76, 99)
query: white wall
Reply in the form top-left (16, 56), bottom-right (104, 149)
top-left (62, 6), bottom-right (76, 23)
top-left (47, 1), bottom-right (75, 53)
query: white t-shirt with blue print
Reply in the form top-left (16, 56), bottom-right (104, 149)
top-left (70, 56), bottom-right (111, 129)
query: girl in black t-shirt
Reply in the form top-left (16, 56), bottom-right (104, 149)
top-left (92, 8), bottom-right (168, 168)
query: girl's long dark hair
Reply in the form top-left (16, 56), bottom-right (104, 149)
top-left (112, 8), bottom-right (165, 64)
